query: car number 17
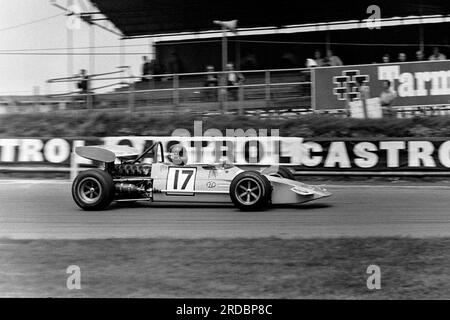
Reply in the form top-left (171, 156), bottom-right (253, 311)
top-left (166, 167), bottom-right (197, 193)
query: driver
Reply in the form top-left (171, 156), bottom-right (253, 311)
top-left (167, 144), bottom-right (188, 165)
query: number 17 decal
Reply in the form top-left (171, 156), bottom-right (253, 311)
top-left (166, 167), bottom-right (197, 194)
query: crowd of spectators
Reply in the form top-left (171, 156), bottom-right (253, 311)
top-left (305, 46), bottom-right (447, 68)
top-left (202, 63), bottom-right (245, 101)
top-left (312, 49), bottom-right (343, 67)
top-left (139, 46), bottom-right (448, 81)
top-left (134, 46), bottom-right (448, 104)
top-left (380, 46), bottom-right (447, 64)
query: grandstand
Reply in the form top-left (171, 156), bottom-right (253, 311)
top-left (1, 0), bottom-right (450, 116)
top-left (91, 0), bottom-right (450, 70)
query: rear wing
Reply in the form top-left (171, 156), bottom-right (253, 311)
top-left (75, 145), bottom-right (139, 163)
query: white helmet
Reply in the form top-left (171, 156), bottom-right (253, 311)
top-left (168, 144), bottom-right (188, 165)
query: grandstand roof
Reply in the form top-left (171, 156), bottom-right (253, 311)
top-left (91, 0), bottom-right (450, 38)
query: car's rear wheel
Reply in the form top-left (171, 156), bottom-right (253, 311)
top-left (72, 169), bottom-right (114, 211)
top-left (261, 166), bottom-right (296, 180)
top-left (230, 171), bottom-right (272, 211)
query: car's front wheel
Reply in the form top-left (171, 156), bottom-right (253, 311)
top-left (230, 171), bottom-right (272, 211)
top-left (72, 169), bottom-right (115, 211)
top-left (261, 166), bottom-right (296, 180)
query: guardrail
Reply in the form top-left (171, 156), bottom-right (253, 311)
top-left (46, 68), bottom-right (312, 114)
top-left (0, 68), bottom-right (312, 115)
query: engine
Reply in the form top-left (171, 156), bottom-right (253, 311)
top-left (114, 164), bottom-right (152, 177)
top-left (110, 164), bottom-right (153, 200)
top-left (114, 179), bottom-right (152, 200)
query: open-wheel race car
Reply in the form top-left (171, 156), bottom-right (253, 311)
top-left (72, 141), bottom-right (331, 211)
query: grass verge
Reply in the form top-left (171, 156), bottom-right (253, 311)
top-left (1, 237), bottom-right (449, 298)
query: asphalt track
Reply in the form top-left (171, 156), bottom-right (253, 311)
top-left (0, 180), bottom-right (450, 239)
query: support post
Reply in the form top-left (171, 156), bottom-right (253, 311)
top-left (89, 22), bottom-right (95, 76)
top-left (235, 38), bottom-right (241, 70)
top-left (265, 70), bottom-right (271, 108)
top-left (67, 0), bottom-right (74, 92)
top-left (310, 68), bottom-right (316, 111)
top-left (325, 31), bottom-right (331, 52)
top-left (238, 84), bottom-right (244, 115)
top-left (419, 24), bottom-right (425, 52)
top-left (86, 90), bottom-right (93, 109)
top-left (222, 26), bottom-right (228, 77)
top-left (173, 74), bottom-right (179, 112)
top-left (221, 26), bottom-right (228, 113)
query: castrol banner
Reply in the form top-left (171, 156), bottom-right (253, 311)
top-left (1, 137), bottom-right (450, 173)
top-left (0, 136), bottom-right (304, 169)
top-left (295, 138), bottom-right (450, 171)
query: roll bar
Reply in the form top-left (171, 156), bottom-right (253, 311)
top-left (132, 141), bottom-right (164, 164)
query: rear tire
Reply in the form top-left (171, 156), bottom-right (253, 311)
top-left (72, 169), bottom-right (115, 211)
top-left (230, 171), bottom-right (272, 211)
top-left (261, 166), bottom-right (295, 180)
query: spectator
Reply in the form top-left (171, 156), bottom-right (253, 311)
top-left (355, 77), bottom-right (370, 118)
top-left (204, 65), bottom-right (218, 101)
top-left (398, 52), bottom-right (407, 62)
top-left (305, 58), bottom-right (318, 68)
top-left (416, 50), bottom-right (425, 61)
top-left (379, 80), bottom-right (397, 117)
top-left (141, 56), bottom-right (155, 82)
top-left (226, 63), bottom-right (245, 101)
top-left (323, 49), bottom-right (343, 66)
top-left (77, 69), bottom-right (89, 94)
top-left (429, 47), bottom-right (447, 61)
top-left (226, 63), bottom-right (245, 85)
top-left (356, 77), bottom-right (370, 99)
top-left (313, 50), bottom-right (324, 67)
top-left (382, 54), bottom-right (390, 63)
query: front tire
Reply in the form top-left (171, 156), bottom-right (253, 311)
top-left (72, 169), bottom-right (115, 211)
top-left (230, 171), bottom-right (272, 211)
top-left (261, 166), bottom-right (295, 180)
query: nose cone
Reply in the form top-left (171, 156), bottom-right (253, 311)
top-left (291, 183), bottom-right (331, 197)
top-left (312, 185), bottom-right (332, 198)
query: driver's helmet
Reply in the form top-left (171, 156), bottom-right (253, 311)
top-left (168, 144), bottom-right (188, 165)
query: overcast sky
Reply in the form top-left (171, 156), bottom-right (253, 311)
top-left (0, 0), bottom-right (152, 95)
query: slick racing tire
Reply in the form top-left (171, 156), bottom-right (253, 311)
top-left (72, 169), bottom-right (115, 211)
top-left (261, 166), bottom-right (296, 180)
top-left (230, 171), bottom-right (272, 211)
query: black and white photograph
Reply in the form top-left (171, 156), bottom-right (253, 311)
top-left (0, 0), bottom-right (450, 311)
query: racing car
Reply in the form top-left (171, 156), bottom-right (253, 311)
top-left (71, 141), bottom-right (331, 211)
